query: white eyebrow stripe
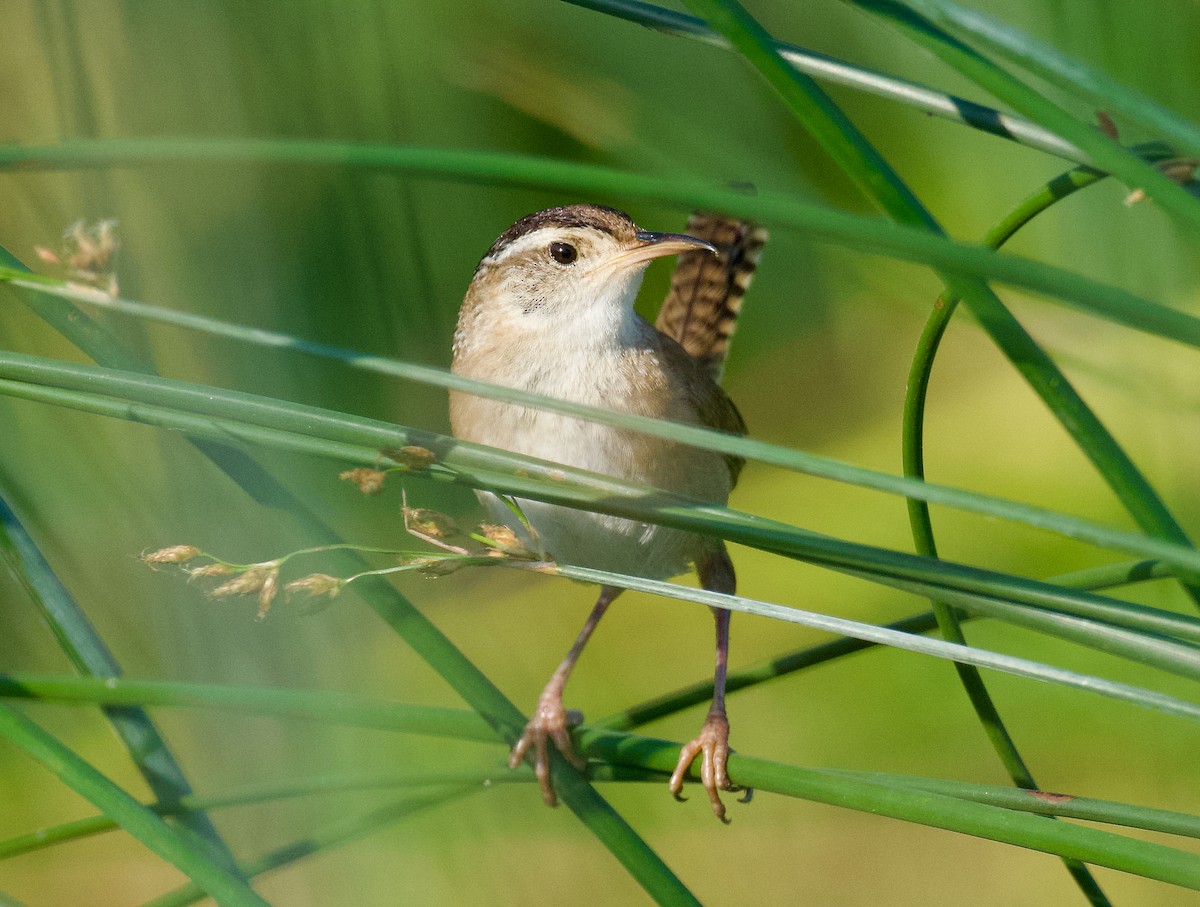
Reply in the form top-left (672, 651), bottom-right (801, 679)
top-left (485, 227), bottom-right (588, 265)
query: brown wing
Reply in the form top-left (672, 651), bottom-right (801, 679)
top-left (655, 213), bottom-right (767, 383)
top-left (656, 332), bottom-right (749, 488)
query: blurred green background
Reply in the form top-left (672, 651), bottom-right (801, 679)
top-left (2, 1), bottom-right (1199, 904)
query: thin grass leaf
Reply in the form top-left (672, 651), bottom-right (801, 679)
top-left (829, 771), bottom-right (1200, 840)
top-left (3, 144), bottom-right (1200, 347)
top-left (576, 728), bottom-right (1200, 890)
top-left (0, 674), bottom-right (496, 742)
top-left (564, 0), bottom-right (1086, 162)
top-left (599, 559), bottom-right (1175, 732)
top-left (914, 0), bottom-right (1200, 161)
top-left (902, 146), bottom-right (1124, 813)
top-left (844, 0), bottom-right (1200, 226)
top-left (0, 497), bottom-right (239, 875)
top-left (18, 274), bottom-right (1200, 579)
top-left (3, 354), bottom-right (1199, 649)
top-left (0, 703), bottom-right (269, 907)
top-left (140, 789), bottom-right (476, 907)
top-left (546, 565), bottom-right (1200, 724)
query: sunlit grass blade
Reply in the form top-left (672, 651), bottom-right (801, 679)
top-left (599, 559), bottom-right (1174, 731)
top-left (11, 547), bottom-right (1198, 716)
top-left (829, 771), bottom-right (1200, 840)
top-left (4, 353), bottom-right (1200, 645)
top-left (576, 728), bottom-right (1200, 889)
top-left (8, 670), bottom-right (1200, 863)
top-left (843, 0), bottom-right (1200, 226)
top-left (3, 342), bottom-right (1200, 587)
top-left (0, 703), bottom-right (269, 907)
top-left (4, 145), bottom-right (1200, 348)
top-left (564, 0), bottom-right (1085, 162)
top-left (547, 565), bottom-right (1200, 723)
top-left (914, 0), bottom-right (1200, 160)
top-left (19, 276), bottom-right (1200, 577)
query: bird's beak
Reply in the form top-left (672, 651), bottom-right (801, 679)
top-left (595, 230), bottom-right (718, 274)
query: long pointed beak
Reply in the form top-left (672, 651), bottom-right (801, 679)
top-left (595, 230), bottom-right (718, 273)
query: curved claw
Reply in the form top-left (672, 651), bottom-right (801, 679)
top-left (509, 691), bottom-right (586, 807)
top-left (668, 712), bottom-right (739, 823)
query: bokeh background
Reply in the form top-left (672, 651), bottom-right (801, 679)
top-left (2, 1), bottom-right (1199, 904)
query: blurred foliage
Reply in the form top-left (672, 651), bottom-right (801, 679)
top-left (2, 1), bottom-right (1199, 905)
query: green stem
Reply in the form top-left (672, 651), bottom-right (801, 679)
top-left (0, 703), bottom-right (268, 906)
top-left (565, 0), bottom-right (1086, 162)
top-left (0, 497), bottom-right (240, 875)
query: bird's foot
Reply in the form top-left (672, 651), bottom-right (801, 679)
top-left (668, 711), bottom-right (744, 823)
top-left (508, 689), bottom-right (586, 807)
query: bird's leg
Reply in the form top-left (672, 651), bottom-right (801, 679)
top-left (670, 547), bottom-right (741, 822)
top-left (510, 584), bottom-right (622, 806)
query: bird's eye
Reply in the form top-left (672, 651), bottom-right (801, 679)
top-left (548, 241), bottom-right (578, 265)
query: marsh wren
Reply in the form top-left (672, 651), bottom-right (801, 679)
top-left (450, 204), bottom-right (765, 821)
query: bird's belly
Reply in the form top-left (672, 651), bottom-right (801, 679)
top-left (476, 488), bottom-right (696, 579)
top-left (459, 405), bottom-right (726, 579)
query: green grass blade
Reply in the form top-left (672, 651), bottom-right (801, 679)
top-left (4, 353), bottom-right (1200, 646)
top-left (598, 559), bottom-right (1173, 731)
top-left (0, 674), bottom-right (497, 741)
top-left (0, 703), bottom-right (269, 906)
top-left (141, 789), bottom-right (474, 907)
top-left (846, 0), bottom-right (1200, 227)
top-left (0, 497), bottom-right (240, 875)
top-left (833, 771), bottom-right (1200, 840)
top-left (548, 566), bottom-right (1200, 724)
top-left (3, 144), bottom-right (1200, 347)
top-left (915, 0), bottom-right (1200, 160)
top-left (14, 280), bottom-right (1200, 573)
top-left (564, 0), bottom-right (1085, 162)
top-left (0, 768), bottom-right (527, 860)
top-left (2, 333), bottom-right (1200, 585)
top-left (577, 728), bottom-right (1200, 889)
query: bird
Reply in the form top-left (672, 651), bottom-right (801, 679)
top-left (449, 204), bottom-right (765, 820)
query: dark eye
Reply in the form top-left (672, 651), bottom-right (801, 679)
top-left (548, 241), bottom-right (578, 265)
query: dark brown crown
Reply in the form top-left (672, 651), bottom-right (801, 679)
top-left (482, 204), bottom-right (638, 262)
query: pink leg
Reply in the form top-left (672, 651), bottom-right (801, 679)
top-left (669, 547), bottom-right (741, 822)
top-left (510, 584), bottom-right (622, 806)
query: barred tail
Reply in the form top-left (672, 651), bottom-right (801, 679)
top-left (656, 213), bottom-right (767, 383)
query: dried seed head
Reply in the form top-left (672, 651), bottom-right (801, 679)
top-left (381, 446), bottom-right (436, 469)
top-left (479, 523), bottom-right (528, 557)
top-left (210, 563), bottom-right (278, 599)
top-left (340, 467), bottom-right (387, 495)
top-left (284, 573), bottom-right (343, 599)
top-left (256, 570), bottom-right (279, 620)
top-left (404, 507), bottom-right (458, 539)
top-left (142, 545), bottom-right (202, 566)
top-left (400, 554), bottom-right (465, 577)
top-left (64, 219), bottom-right (119, 277)
top-left (185, 562), bottom-right (239, 579)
